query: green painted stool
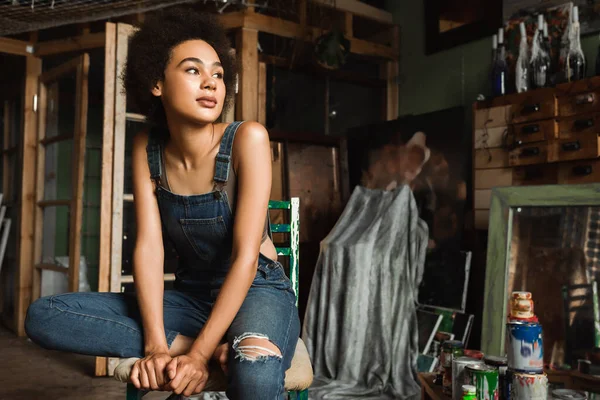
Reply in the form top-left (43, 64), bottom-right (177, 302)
top-left (115, 198), bottom-right (312, 399)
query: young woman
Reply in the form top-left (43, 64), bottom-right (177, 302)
top-left (25, 7), bottom-right (300, 399)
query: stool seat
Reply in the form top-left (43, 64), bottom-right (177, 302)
top-left (114, 338), bottom-right (313, 392)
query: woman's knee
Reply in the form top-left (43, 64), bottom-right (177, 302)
top-left (24, 296), bottom-right (54, 345)
top-left (226, 336), bottom-right (285, 399)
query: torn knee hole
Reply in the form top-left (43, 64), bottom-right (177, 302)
top-left (233, 333), bottom-right (282, 361)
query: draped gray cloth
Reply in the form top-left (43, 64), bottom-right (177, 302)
top-left (302, 185), bottom-right (429, 399)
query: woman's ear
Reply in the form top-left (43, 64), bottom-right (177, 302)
top-left (151, 81), bottom-right (163, 97)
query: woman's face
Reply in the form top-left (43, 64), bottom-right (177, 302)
top-left (153, 39), bottom-right (226, 125)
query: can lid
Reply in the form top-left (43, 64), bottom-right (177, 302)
top-left (483, 355), bottom-right (508, 366)
top-left (465, 363), bottom-right (496, 372)
top-left (442, 340), bottom-right (464, 349)
top-left (462, 385), bottom-right (476, 395)
top-left (512, 291), bottom-right (532, 300)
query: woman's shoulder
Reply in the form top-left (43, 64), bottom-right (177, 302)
top-left (229, 121), bottom-right (269, 147)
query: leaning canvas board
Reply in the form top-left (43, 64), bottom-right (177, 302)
top-left (417, 308), bottom-right (443, 355)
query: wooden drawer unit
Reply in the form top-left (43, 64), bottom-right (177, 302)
top-left (474, 168), bottom-right (513, 189)
top-left (508, 143), bottom-right (548, 166)
top-left (558, 90), bottom-right (600, 117)
top-left (558, 159), bottom-right (600, 184)
top-left (474, 126), bottom-right (507, 149)
top-left (513, 164), bottom-right (558, 186)
top-left (474, 105), bottom-right (511, 129)
top-left (511, 119), bottom-right (556, 144)
top-left (510, 89), bottom-right (556, 124)
top-left (549, 132), bottom-right (600, 162)
top-left (474, 148), bottom-right (509, 169)
top-left (557, 112), bottom-right (600, 139)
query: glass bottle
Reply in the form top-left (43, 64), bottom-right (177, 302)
top-left (492, 28), bottom-right (508, 97)
top-left (567, 6), bottom-right (586, 81)
top-left (516, 22), bottom-right (530, 93)
top-left (531, 14), bottom-right (551, 88)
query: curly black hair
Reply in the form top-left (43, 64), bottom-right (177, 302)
top-left (123, 7), bottom-right (237, 127)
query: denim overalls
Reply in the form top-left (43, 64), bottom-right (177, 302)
top-left (25, 121), bottom-right (301, 400)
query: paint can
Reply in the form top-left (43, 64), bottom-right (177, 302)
top-left (510, 371), bottom-right (547, 399)
top-left (505, 369), bottom-right (513, 400)
top-left (552, 389), bottom-right (587, 399)
top-left (452, 357), bottom-right (483, 400)
top-left (465, 363), bottom-right (499, 400)
top-left (510, 291), bottom-right (534, 319)
top-left (484, 355), bottom-right (508, 400)
top-left (507, 321), bottom-right (544, 373)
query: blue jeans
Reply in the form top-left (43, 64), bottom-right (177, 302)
top-left (25, 258), bottom-right (300, 400)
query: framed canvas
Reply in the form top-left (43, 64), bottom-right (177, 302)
top-left (481, 184), bottom-right (600, 361)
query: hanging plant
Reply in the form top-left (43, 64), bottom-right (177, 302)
top-left (314, 29), bottom-right (350, 70)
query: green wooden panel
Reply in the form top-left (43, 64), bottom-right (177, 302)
top-left (482, 183), bottom-right (600, 356)
top-left (276, 247), bottom-right (291, 256)
top-left (269, 200), bottom-right (291, 209)
top-left (271, 224), bottom-right (291, 233)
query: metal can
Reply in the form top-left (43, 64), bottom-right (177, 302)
top-left (465, 364), bottom-right (499, 400)
top-left (484, 355), bottom-right (508, 400)
top-left (511, 371), bottom-right (547, 399)
top-left (552, 389), bottom-right (587, 399)
top-left (452, 357), bottom-right (484, 400)
top-left (442, 340), bottom-right (465, 368)
top-left (506, 321), bottom-right (544, 373)
top-left (443, 366), bottom-right (453, 396)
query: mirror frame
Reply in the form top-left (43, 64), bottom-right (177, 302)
top-left (481, 183), bottom-right (600, 356)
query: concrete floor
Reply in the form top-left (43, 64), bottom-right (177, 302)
top-left (0, 325), bottom-right (224, 400)
top-left (0, 324), bottom-right (127, 399)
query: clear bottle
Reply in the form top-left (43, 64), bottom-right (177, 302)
top-left (567, 6), bottom-right (586, 81)
top-left (492, 28), bottom-right (508, 97)
top-left (531, 14), bottom-right (551, 88)
top-left (516, 22), bottom-right (530, 93)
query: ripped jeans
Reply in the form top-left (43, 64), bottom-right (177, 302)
top-left (24, 258), bottom-right (301, 400)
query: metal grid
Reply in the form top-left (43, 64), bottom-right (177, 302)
top-left (0, 0), bottom-right (223, 36)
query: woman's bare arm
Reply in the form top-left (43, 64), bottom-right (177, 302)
top-left (131, 131), bottom-right (168, 354)
top-left (187, 121), bottom-right (272, 361)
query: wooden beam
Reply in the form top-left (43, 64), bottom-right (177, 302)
top-left (68, 54), bottom-right (90, 293)
top-left (242, 12), bottom-right (398, 59)
top-left (40, 56), bottom-right (83, 83)
top-left (0, 37), bottom-right (32, 57)
top-left (110, 23), bottom-right (130, 295)
top-left (98, 22), bottom-right (116, 295)
top-left (16, 55), bottom-right (41, 337)
top-left (258, 62), bottom-right (267, 126)
top-left (218, 11), bottom-right (245, 30)
top-left (236, 28), bottom-right (259, 121)
top-left (95, 19), bottom-right (116, 381)
top-left (34, 32), bottom-right (105, 57)
top-left (32, 81), bottom-right (48, 303)
top-left (310, 0), bottom-right (393, 24)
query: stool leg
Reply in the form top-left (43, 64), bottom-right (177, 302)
top-left (298, 389), bottom-right (309, 399)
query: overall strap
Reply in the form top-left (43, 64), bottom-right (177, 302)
top-left (146, 127), bottom-right (163, 181)
top-left (213, 121), bottom-right (244, 189)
